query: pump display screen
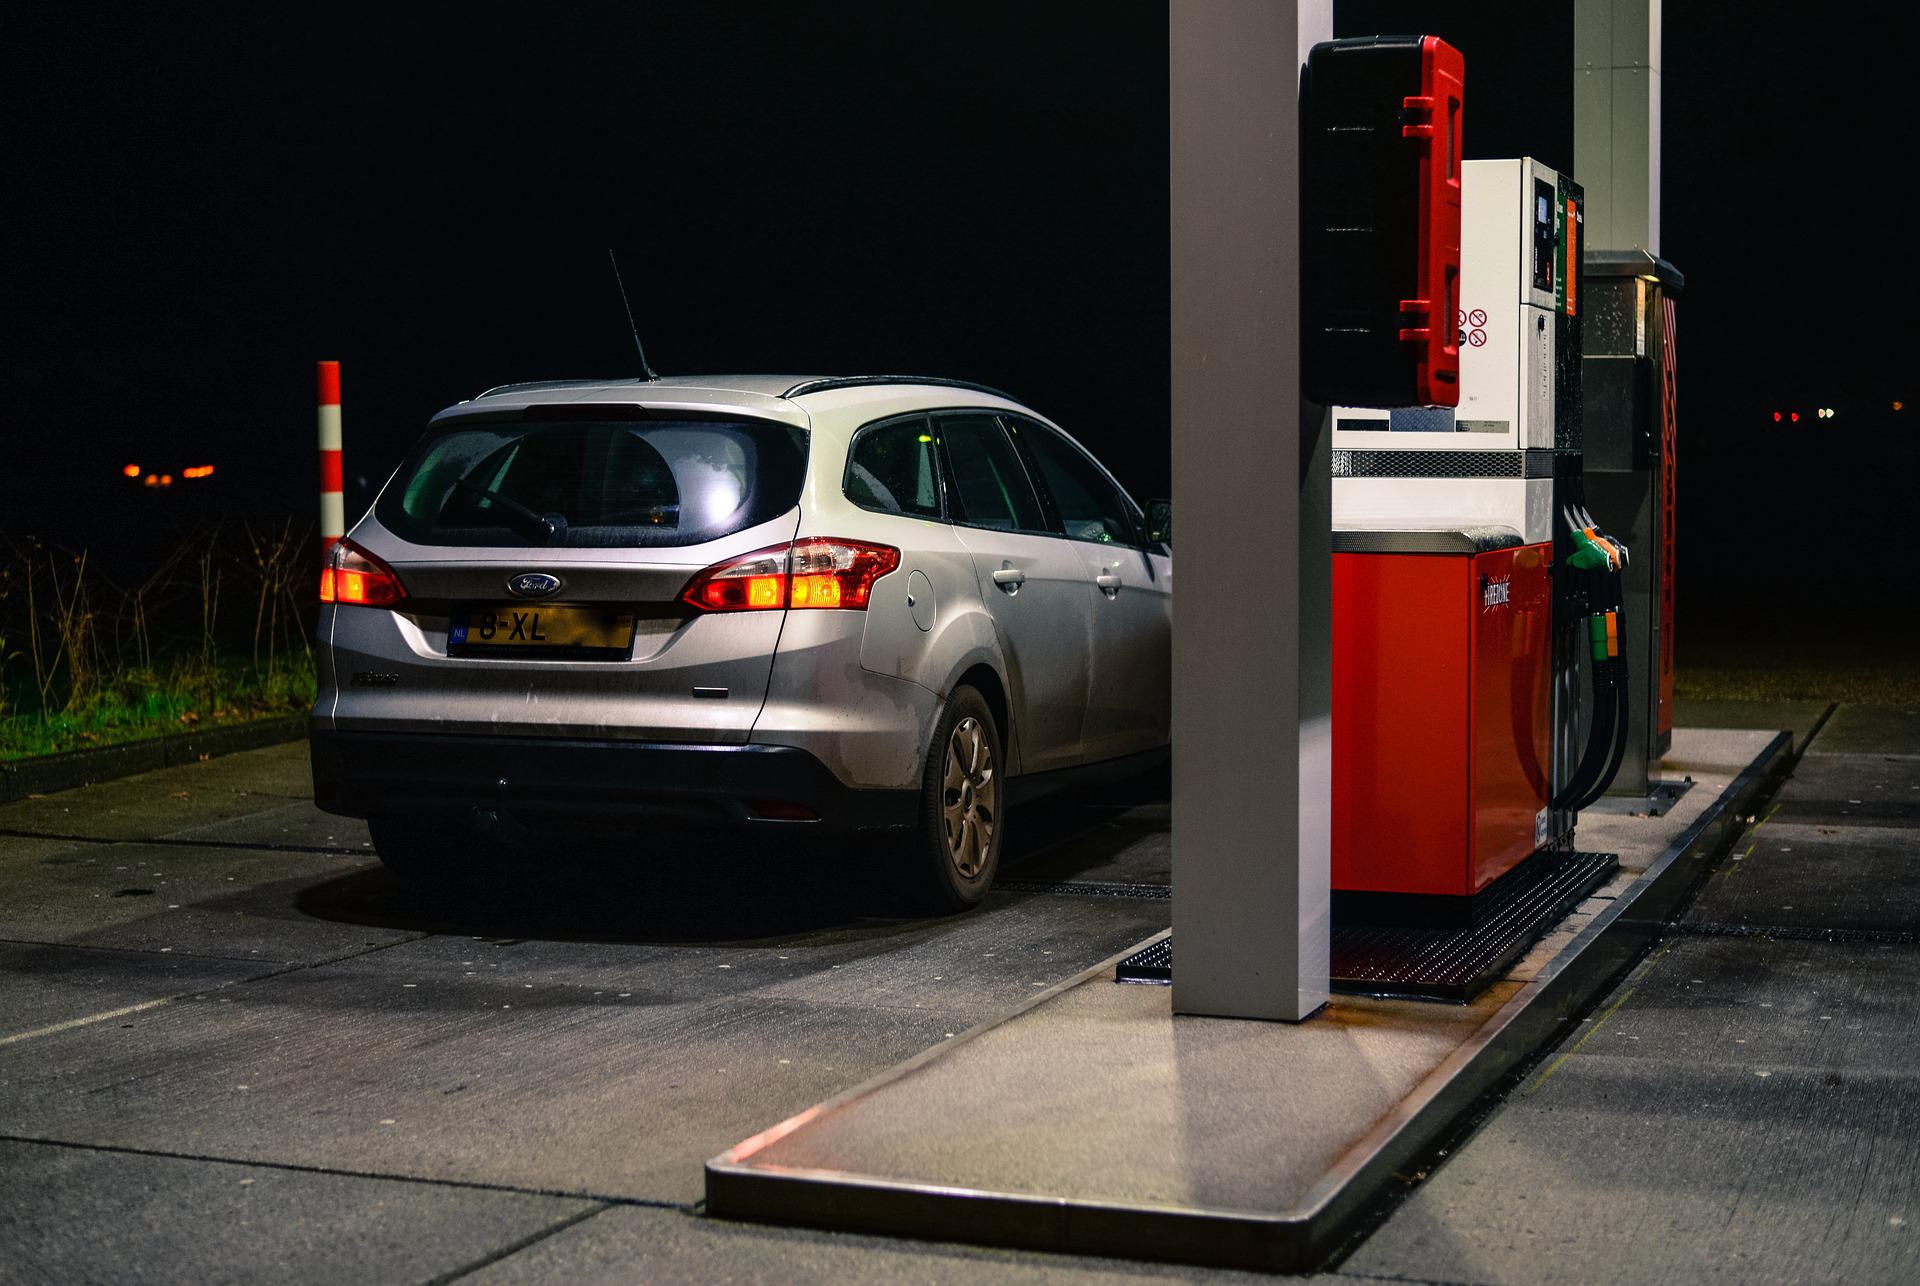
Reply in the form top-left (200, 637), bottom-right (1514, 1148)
top-left (1532, 179), bottom-right (1557, 293)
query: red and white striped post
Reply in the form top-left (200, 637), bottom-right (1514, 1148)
top-left (317, 360), bottom-right (344, 554)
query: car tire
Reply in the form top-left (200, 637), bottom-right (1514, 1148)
top-left (911, 685), bottom-right (1005, 913)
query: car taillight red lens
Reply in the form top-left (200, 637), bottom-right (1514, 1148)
top-left (681, 538), bottom-right (900, 613)
top-left (680, 543), bottom-right (792, 612)
top-left (788, 537), bottom-right (900, 608)
top-left (319, 539), bottom-right (407, 607)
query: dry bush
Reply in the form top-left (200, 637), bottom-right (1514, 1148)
top-left (0, 525), bottom-right (320, 736)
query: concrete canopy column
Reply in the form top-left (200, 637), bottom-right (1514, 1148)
top-left (1576, 0), bottom-right (1661, 254)
top-left (1170, 0), bottom-right (1333, 1022)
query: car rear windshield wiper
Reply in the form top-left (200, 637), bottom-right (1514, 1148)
top-left (453, 480), bottom-right (569, 542)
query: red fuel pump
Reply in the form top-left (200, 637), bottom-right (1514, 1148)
top-left (1330, 158), bottom-right (1629, 919)
top-left (1332, 531), bottom-right (1553, 899)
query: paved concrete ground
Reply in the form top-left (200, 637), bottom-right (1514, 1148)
top-left (0, 743), bottom-right (1191, 1283)
top-left (3, 706), bottom-right (1914, 1281)
top-left (1342, 702), bottom-right (1920, 1285)
top-left (1671, 697), bottom-right (1833, 756)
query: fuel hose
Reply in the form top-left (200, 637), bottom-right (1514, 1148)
top-left (1552, 526), bottom-right (1632, 812)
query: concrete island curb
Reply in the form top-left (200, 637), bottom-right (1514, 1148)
top-left (0, 716), bottom-right (309, 805)
top-left (705, 731), bottom-right (1796, 1274)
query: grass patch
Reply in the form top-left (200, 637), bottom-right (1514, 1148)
top-left (0, 654), bottom-right (313, 760)
top-left (2, 524), bottom-right (318, 761)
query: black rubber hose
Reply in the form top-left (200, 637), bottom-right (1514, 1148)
top-left (1571, 586), bottom-right (1636, 813)
top-left (1552, 567), bottom-right (1604, 808)
top-left (1580, 664), bottom-right (1634, 811)
top-left (1568, 574), bottom-right (1636, 812)
top-left (1553, 568), bottom-right (1630, 812)
top-left (1554, 671), bottom-right (1616, 810)
top-left (1561, 657), bottom-right (1628, 812)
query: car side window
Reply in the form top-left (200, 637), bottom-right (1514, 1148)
top-left (937, 414), bottom-right (1048, 533)
top-left (1014, 420), bottom-right (1139, 546)
top-left (845, 416), bottom-right (943, 519)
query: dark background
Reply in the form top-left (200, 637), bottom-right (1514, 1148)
top-left (4, 1), bottom-right (1914, 654)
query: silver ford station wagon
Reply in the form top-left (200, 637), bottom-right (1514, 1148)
top-left (310, 375), bottom-right (1171, 910)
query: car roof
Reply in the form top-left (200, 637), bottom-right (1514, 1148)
top-left (438, 374), bottom-right (1046, 451)
top-left (469, 374), bottom-right (1018, 405)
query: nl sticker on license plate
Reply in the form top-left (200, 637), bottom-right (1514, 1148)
top-left (450, 605), bottom-right (635, 652)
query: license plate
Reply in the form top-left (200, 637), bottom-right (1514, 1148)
top-left (450, 605), bottom-right (635, 653)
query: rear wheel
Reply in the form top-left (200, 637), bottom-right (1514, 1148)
top-left (912, 685), bottom-right (1004, 912)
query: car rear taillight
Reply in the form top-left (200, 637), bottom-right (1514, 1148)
top-left (319, 539), bottom-right (408, 607)
top-left (681, 538), bottom-right (900, 613)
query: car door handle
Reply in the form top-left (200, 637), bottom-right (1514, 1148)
top-left (991, 567), bottom-right (1026, 591)
top-left (1095, 573), bottom-right (1122, 595)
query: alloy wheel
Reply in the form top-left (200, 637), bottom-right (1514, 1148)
top-left (941, 716), bottom-right (997, 879)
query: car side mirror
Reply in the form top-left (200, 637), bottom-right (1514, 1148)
top-left (1144, 499), bottom-right (1172, 547)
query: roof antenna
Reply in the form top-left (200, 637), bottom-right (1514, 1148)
top-left (607, 248), bottom-right (658, 380)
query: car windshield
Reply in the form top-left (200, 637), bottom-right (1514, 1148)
top-left (377, 418), bottom-right (808, 548)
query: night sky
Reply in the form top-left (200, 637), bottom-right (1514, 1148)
top-left (5, 1), bottom-right (1914, 647)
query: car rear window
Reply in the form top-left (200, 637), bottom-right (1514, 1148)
top-left (377, 418), bottom-right (808, 548)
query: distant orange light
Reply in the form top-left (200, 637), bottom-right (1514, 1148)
top-left (123, 463), bottom-right (141, 477)
top-left (1897, 401), bottom-right (1907, 412)
top-left (144, 474), bottom-right (159, 487)
top-left (183, 465), bottom-right (215, 479)
top-left (159, 474), bottom-right (173, 487)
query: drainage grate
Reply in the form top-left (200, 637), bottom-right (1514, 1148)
top-left (992, 879), bottom-right (1171, 901)
top-left (1116, 851), bottom-right (1619, 1002)
top-left (1115, 935), bottom-right (1173, 981)
top-left (1669, 921), bottom-right (1920, 947)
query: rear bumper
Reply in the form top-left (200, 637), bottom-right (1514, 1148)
top-left (309, 728), bottom-right (919, 831)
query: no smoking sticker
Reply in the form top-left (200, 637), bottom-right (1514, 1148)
top-left (1458, 307), bottom-right (1489, 348)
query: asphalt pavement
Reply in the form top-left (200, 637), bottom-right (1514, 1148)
top-left (2, 702), bottom-right (1915, 1283)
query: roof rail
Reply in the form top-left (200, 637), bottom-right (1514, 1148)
top-left (475, 378), bottom-right (643, 400)
top-left (780, 375), bottom-right (1019, 403)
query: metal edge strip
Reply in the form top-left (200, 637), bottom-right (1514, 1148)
top-left (703, 732), bottom-right (1794, 1274)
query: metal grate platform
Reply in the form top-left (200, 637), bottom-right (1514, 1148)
top-left (1115, 935), bottom-right (1174, 981)
top-left (1116, 851), bottom-right (1619, 1002)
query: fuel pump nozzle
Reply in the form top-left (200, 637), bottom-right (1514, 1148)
top-left (1574, 504), bottom-right (1628, 570)
top-left (1567, 526), bottom-right (1616, 572)
top-left (1565, 504), bottom-right (1627, 572)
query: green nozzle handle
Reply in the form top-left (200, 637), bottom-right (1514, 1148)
top-left (1568, 528), bottom-right (1613, 572)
